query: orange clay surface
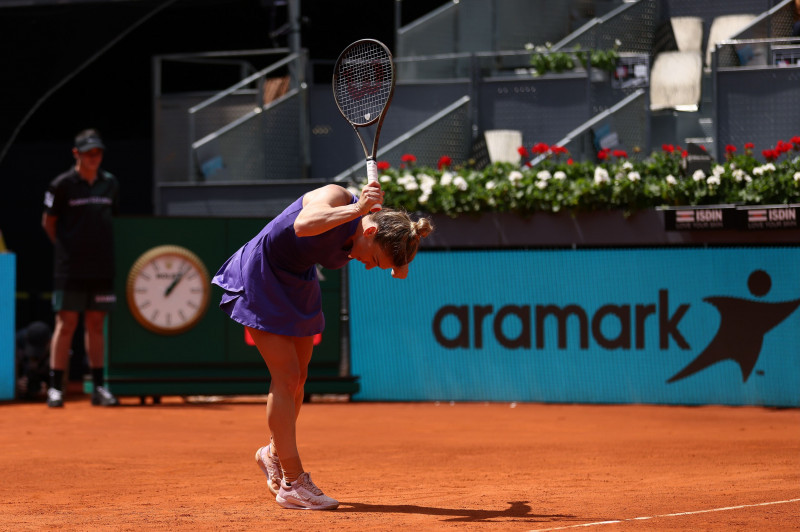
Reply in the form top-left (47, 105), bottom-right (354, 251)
top-left (1, 392), bottom-right (798, 531)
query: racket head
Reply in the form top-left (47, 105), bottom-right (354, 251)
top-left (332, 39), bottom-right (396, 127)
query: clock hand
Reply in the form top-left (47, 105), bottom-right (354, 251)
top-left (164, 264), bottom-right (190, 297)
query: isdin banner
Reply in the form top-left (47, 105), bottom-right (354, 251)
top-left (348, 247), bottom-right (800, 406)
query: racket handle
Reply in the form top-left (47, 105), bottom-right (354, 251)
top-left (366, 159), bottom-right (382, 212)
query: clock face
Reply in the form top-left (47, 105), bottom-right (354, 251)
top-left (126, 245), bottom-right (210, 335)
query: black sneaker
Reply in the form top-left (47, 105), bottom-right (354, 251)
top-left (91, 386), bottom-right (120, 406)
top-left (47, 388), bottom-right (64, 408)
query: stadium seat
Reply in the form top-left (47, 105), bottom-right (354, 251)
top-left (705, 14), bottom-right (757, 67)
top-left (485, 129), bottom-right (522, 163)
top-left (670, 17), bottom-right (703, 53)
top-left (649, 51), bottom-right (703, 111)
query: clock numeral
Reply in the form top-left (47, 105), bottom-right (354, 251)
top-left (187, 300), bottom-right (198, 309)
top-left (140, 300), bottom-right (151, 309)
top-left (178, 310), bottom-right (187, 322)
top-left (150, 310), bottom-right (159, 322)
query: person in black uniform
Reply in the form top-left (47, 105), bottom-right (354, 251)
top-left (42, 129), bottom-right (120, 408)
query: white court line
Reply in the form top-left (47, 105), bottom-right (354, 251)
top-left (530, 498), bottom-right (800, 531)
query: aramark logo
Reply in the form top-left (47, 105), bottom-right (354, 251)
top-left (667, 270), bottom-right (800, 383)
top-left (431, 269), bottom-right (800, 384)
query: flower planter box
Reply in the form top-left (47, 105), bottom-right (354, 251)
top-left (420, 208), bottom-right (800, 249)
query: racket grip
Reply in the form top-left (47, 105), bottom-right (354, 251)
top-left (366, 159), bottom-right (382, 212)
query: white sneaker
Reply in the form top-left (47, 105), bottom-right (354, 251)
top-left (276, 472), bottom-right (339, 510)
top-left (47, 388), bottom-right (64, 408)
top-left (255, 445), bottom-right (282, 496)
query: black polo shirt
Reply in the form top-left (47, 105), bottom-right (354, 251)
top-left (44, 168), bottom-right (119, 283)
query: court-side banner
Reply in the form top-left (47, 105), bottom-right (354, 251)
top-left (348, 247), bottom-right (800, 406)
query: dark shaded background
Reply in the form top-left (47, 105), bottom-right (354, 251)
top-left (0, 0), bottom-right (437, 330)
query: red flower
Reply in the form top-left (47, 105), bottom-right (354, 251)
top-left (725, 144), bottom-right (737, 153)
top-left (532, 142), bottom-right (550, 154)
top-left (662, 144), bottom-right (675, 153)
top-left (776, 140), bottom-right (792, 153)
top-left (551, 145), bottom-right (569, 155)
top-left (762, 149), bottom-right (778, 161)
top-left (517, 146), bottom-right (529, 158)
top-left (681, 150), bottom-right (688, 158)
top-left (597, 150), bottom-right (608, 160)
top-left (744, 142), bottom-right (755, 150)
top-left (612, 149), bottom-right (628, 158)
top-left (567, 158), bottom-right (574, 165)
top-left (437, 155), bottom-right (452, 170)
top-left (401, 153), bottom-right (416, 164)
top-left (377, 161), bottom-right (391, 171)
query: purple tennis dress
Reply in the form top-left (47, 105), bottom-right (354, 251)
top-left (212, 194), bottom-right (360, 336)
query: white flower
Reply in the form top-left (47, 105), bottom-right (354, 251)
top-left (524, 42), bottom-right (534, 51)
top-left (508, 170), bottom-right (523, 184)
top-left (440, 171), bottom-right (454, 186)
top-left (732, 169), bottom-right (746, 182)
top-left (553, 171), bottom-right (567, 181)
top-left (614, 172), bottom-right (625, 181)
top-left (486, 180), bottom-right (496, 190)
top-left (692, 170), bottom-right (706, 182)
top-left (419, 174), bottom-right (436, 195)
top-left (399, 174), bottom-right (418, 191)
top-left (419, 192), bottom-right (430, 204)
top-left (536, 170), bottom-right (552, 181)
top-left (794, 172), bottom-right (800, 182)
top-left (622, 161), bottom-right (633, 170)
top-left (594, 167), bottom-right (610, 184)
top-left (666, 175), bottom-right (678, 185)
top-left (707, 175), bottom-right (721, 186)
top-left (712, 165), bottom-right (725, 177)
top-left (627, 171), bottom-right (641, 182)
top-left (753, 163), bottom-right (775, 176)
top-left (535, 179), bottom-right (548, 189)
top-left (380, 174), bottom-right (391, 183)
top-left (453, 176), bottom-right (468, 191)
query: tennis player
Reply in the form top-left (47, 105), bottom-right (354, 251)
top-left (212, 181), bottom-right (432, 510)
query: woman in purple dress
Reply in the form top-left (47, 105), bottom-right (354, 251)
top-left (212, 181), bottom-right (432, 510)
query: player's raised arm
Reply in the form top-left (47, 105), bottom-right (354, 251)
top-left (294, 182), bottom-right (383, 237)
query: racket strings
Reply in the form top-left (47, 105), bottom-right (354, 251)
top-left (334, 43), bottom-right (393, 126)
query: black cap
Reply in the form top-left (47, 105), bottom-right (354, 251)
top-left (74, 129), bottom-right (105, 152)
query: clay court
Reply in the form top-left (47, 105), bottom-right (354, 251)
top-left (2, 395), bottom-right (798, 531)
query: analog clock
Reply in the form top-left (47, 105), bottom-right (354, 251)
top-left (126, 245), bottom-right (211, 335)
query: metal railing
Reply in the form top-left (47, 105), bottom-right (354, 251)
top-left (711, 37), bottom-right (800, 160)
top-left (729, 0), bottom-right (798, 40)
top-left (531, 89), bottom-right (648, 165)
top-left (551, 0), bottom-right (657, 53)
top-left (187, 52), bottom-right (305, 181)
top-left (332, 96), bottom-right (472, 183)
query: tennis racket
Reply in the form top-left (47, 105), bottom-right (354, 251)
top-left (333, 39), bottom-right (396, 212)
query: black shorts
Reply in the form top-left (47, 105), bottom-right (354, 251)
top-left (52, 278), bottom-right (116, 312)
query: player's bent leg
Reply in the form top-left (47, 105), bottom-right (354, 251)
top-left (292, 336), bottom-right (314, 418)
top-left (246, 327), bottom-right (305, 484)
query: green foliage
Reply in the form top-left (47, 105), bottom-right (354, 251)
top-left (356, 144), bottom-right (800, 217)
top-left (527, 43), bottom-right (621, 77)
